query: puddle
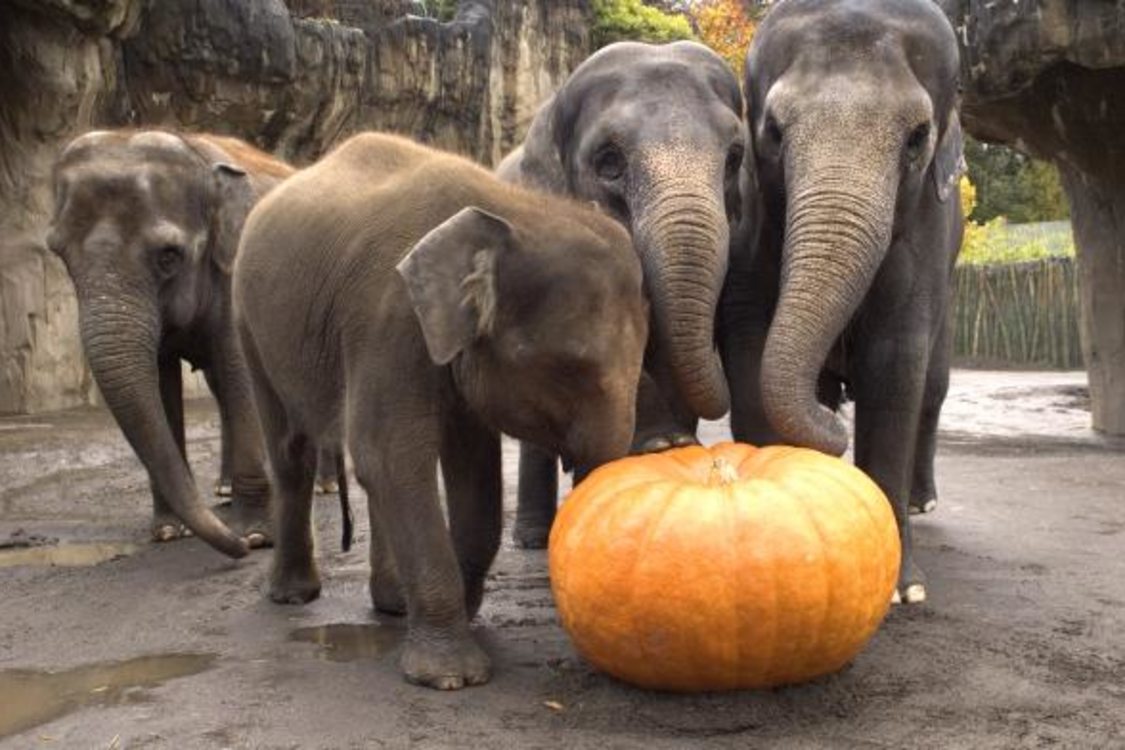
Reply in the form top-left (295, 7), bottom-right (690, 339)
top-left (0, 542), bottom-right (138, 569)
top-left (289, 623), bottom-right (401, 663)
top-left (0, 653), bottom-right (216, 739)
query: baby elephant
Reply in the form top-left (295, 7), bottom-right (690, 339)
top-left (233, 133), bottom-right (648, 689)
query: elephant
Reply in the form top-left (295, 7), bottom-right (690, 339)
top-left (497, 41), bottom-right (748, 547)
top-left (47, 129), bottom-right (295, 558)
top-left (214, 442), bottom-right (341, 496)
top-left (233, 132), bottom-right (648, 689)
top-left (719, 0), bottom-right (966, 604)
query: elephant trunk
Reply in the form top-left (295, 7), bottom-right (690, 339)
top-left (78, 284), bottom-right (248, 558)
top-left (633, 173), bottom-right (731, 420)
top-left (760, 158), bottom-right (896, 455)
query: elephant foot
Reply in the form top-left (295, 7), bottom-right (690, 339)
top-left (512, 520), bottom-right (550, 550)
top-left (270, 566), bottom-right (322, 605)
top-left (891, 584), bottom-right (927, 605)
top-left (150, 514), bottom-right (192, 543)
top-left (370, 576), bottom-right (407, 616)
top-left (314, 479), bottom-right (339, 495)
top-left (632, 431), bottom-right (698, 455)
top-left (214, 480), bottom-right (232, 498)
top-left (214, 499), bottom-right (273, 549)
top-left (892, 560), bottom-right (927, 605)
top-left (910, 495), bottom-right (938, 515)
top-left (400, 632), bottom-right (491, 690)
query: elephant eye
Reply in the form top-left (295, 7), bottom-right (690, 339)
top-left (763, 115), bottom-right (783, 146)
top-left (725, 144), bottom-right (745, 180)
top-left (593, 144), bottom-right (627, 182)
top-left (906, 122), bottom-right (931, 157)
top-left (155, 244), bottom-right (185, 276)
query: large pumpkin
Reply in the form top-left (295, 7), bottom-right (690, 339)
top-left (548, 442), bottom-right (900, 691)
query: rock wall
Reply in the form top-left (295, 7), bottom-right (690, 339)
top-left (0, 0), bottom-right (591, 414)
top-left (943, 0), bottom-right (1125, 435)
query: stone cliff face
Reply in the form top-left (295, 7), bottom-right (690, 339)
top-left (943, 0), bottom-right (1125, 435)
top-left (0, 0), bottom-right (590, 413)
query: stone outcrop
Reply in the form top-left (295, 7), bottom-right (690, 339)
top-left (943, 0), bottom-right (1125, 435)
top-left (0, 0), bottom-right (590, 413)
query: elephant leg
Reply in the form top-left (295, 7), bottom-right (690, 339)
top-left (513, 442), bottom-right (558, 549)
top-left (314, 445), bottom-right (340, 495)
top-left (237, 338), bottom-right (319, 600)
top-left (265, 430), bottom-right (320, 605)
top-left (851, 330), bottom-right (930, 605)
top-left (632, 368), bottom-right (699, 453)
top-left (441, 403), bottom-right (502, 620)
top-left (369, 508), bottom-right (406, 616)
top-left (152, 354), bottom-right (190, 542)
top-left (911, 314), bottom-right (952, 515)
top-left (719, 278), bottom-right (783, 445)
top-left (350, 393), bottom-right (489, 690)
top-left (204, 369), bottom-right (233, 497)
top-left (210, 333), bottom-right (272, 547)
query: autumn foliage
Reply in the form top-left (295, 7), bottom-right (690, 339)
top-left (686, 0), bottom-right (758, 78)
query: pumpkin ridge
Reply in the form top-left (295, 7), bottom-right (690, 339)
top-left (559, 478), bottom-right (655, 676)
top-left (665, 444), bottom-right (716, 477)
top-left (750, 445), bottom-right (800, 480)
top-left (556, 474), bottom-right (667, 543)
top-left (809, 460), bottom-right (899, 600)
top-left (787, 468), bottom-right (835, 683)
top-left (630, 485), bottom-right (687, 688)
top-left (758, 479), bottom-right (787, 686)
top-left (805, 460), bottom-right (897, 632)
top-left (721, 472), bottom-right (746, 689)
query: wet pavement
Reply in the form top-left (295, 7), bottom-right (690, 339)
top-left (0, 369), bottom-right (1123, 748)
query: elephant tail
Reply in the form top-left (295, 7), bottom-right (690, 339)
top-left (337, 451), bottom-right (354, 552)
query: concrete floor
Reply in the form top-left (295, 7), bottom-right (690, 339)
top-left (0, 369), bottom-right (1122, 748)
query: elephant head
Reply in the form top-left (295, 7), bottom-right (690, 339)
top-left (746, 0), bottom-right (965, 455)
top-left (507, 41), bottom-right (748, 421)
top-left (45, 130), bottom-right (274, 557)
top-left (398, 205), bottom-right (649, 470)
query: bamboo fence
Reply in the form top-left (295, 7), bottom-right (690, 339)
top-left (952, 257), bottom-right (1083, 369)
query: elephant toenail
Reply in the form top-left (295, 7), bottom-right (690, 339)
top-left (904, 584), bottom-right (926, 604)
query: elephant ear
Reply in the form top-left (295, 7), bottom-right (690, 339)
top-left (396, 207), bottom-right (511, 365)
top-left (508, 96), bottom-right (568, 194)
top-left (184, 136), bottom-right (260, 274)
top-left (932, 111), bottom-right (967, 204)
top-left (207, 162), bottom-right (258, 274)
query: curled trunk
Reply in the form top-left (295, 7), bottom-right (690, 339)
top-left (79, 289), bottom-right (248, 558)
top-left (760, 161), bottom-right (896, 455)
top-left (633, 176), bottom-right (731, 421)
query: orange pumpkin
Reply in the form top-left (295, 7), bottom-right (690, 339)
top-left (548, 442), bottom-right (900, 691)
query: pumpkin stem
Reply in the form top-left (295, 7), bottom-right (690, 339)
top-left (709, 458), bottom-right (739, 486)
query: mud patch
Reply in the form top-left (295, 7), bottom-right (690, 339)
top-left (0, 542), bottom-right (137, 569)
top-left (0, 653), bottom-right (216, 739)
top-left (0, 529), bottom-right (58, 550)
top-left (289, 623), bottom-right (401, 662)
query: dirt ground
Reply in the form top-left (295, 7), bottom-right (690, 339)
top-left (1, 369), bottom-right (1122, 749)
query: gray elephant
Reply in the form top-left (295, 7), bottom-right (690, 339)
top-left (46, 130), bottom-right (296, 558)
top-left (234, 132), bottom-right (648, 689)
top-left (498, 41), bottom-right (748, 547)
top-left (719, 0), bottom-right (966, 604)
top-left (214, 442), bottom-right (341, 496)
